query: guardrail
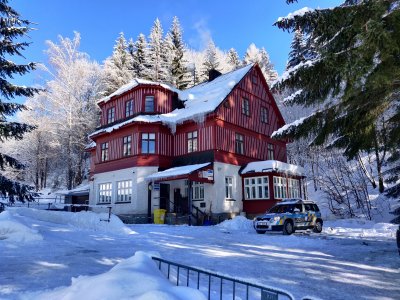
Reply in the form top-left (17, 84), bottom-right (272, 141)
top-left (152, 256), bottom-right (293, 300)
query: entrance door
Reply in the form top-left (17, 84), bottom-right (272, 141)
top-left (159, 183), bottom-right (170, 210)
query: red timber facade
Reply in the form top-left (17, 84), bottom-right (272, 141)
top-left (87, 65), bottom-right (306, 221)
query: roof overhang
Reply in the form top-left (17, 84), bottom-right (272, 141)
top-left (146, 163), bottom-right (214, 183)
top-left (240, 160), bottom-right (305, 177)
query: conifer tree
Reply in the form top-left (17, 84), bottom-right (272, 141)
top-left (243, 43), bottom-right (278, 85)
top-left (274, 0), bottom-right (400, 193)
top-left (0, 0), bottom-right (38, 201)
top-left (102, 32), bottom-right (133, 95)
top-left (130, 34), bottom-right (148, 79)
top-left (202, 40), bottom-right (220, 77)
top-left (168, 16), bottom-right (189, 89)
top-left (147, 18), bottom-right (167, 82)
top-left (226, 48), bottom-right (241, 71)
top-left (286, 28), bottom-right (306, 70)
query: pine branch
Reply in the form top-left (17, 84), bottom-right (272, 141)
top-left (0, 121), bottom-right (36, 142)
top-left (0, 153), bottom-right (25, 170)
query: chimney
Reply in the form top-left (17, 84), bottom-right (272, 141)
top-left (208, 69), bottom-right (222, 81)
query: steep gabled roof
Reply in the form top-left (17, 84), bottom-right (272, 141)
top-left (90, 64), bottom-right (254, 137)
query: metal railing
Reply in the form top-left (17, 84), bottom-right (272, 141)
top-left (152, 256), bottom-right (293, 300)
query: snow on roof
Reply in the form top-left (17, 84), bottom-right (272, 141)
top-left (136, 64), bottom-right (254, 132)
top-left (85, 141), bottom-right (96, 149)
top-left (146, 163), bottom-right (211, 181)
top-left (90, 64), bottom-right (254, 136)
top-left (98, 78), bottom-right (179, 104)
top-left (241, 160), bottom-right (305, 176)
top-left (56, 184), bottom-right (90, 195)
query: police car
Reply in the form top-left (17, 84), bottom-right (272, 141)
top-left (253, 199), bottom-right (323, 235)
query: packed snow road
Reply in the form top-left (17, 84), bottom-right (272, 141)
top-left (0, 208), bottom-right (399, 300)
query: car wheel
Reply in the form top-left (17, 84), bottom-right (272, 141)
top-left (313, 220), bottom-right (323, 233)
top-left (283, 221), bottom-right (294, 235)
top-left (256, 230), bottom-right (266, 234)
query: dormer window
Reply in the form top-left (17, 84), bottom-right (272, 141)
top-left (125, 99), bottom-right (134, 117)
top-left (145, 96), bottom-right (155, 113)
top-left (107, 107), bottom-right (115, 124)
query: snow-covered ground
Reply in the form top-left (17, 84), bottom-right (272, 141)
top-left (0, 209), bottom-right (399, 300)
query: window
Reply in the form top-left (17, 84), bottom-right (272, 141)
top-left (244, 176), bottom-right (269, 200)
top-left (235, 133), bottom-right (244, 155)
top-left (187, 131), bottom-right (198, 153)
top-left (261, 107), bottom-right (268, 123)
top-left (288, 178), bottom-right (300, 198)
top-left (145, 96), bottom-right (155, 112)
top-left (107, 107), bottom-right (115, 124)
top-left (252, 75), bottom-right (258, 85)
top-left (123, 136), bottom-right (131, 156)
top-left (98, 183), bottom-right (112, 203)
top-left (101, 142), bottom-right (109, 162)
top-left (141, 133), bottom-right (155, 154)
top-left (125, 99), bottom-right (134, 117)
top-left (242, 98), bottom-right (250, 116)
top-left (184, 180), bottom-right (204, 201)
top-left (268, 144), bottom-right (274, 160)
top-left (225, 177), bottom-right (233, 199)
top-left (273, 176), bottom-right (287, 199)
top-left (117, 180), bottom-right (132, 203)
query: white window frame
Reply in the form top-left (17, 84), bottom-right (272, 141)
top-left (225, 176), bottom-right (233, 199)
top-left (187, 131), bottom-right (198, 153)
top-left (288, 178), bottom-right (300, 198)
top-left (117, 180), bottom-right (132, 203)
top-left (184, 180), bottom-right (204, 201)
top-left (244, 176), bottom-right (269, 200)
top-left (273, 176), bottom-right (287, 199)
top-left (98, 183), bottom-right (112, 204)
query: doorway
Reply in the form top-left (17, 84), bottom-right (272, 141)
top-left (159, 183), bottom-right (170, 210)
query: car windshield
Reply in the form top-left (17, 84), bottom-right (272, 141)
top-left (268, 204), bottom-right (295, 214)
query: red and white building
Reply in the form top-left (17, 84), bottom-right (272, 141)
top-left (87, 64), bottom-right (306, 221)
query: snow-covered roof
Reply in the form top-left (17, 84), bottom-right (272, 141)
top-left (241, 160), bottom-right (305, 176)
top-left (146, 163), bottom-right (211, 182)
top-left (85, 141), bottom-right (96, 150)
top-left (56, 184), bottom-right (90, 196)
top-left (90, 64), bottom-right (254, 136)
top-left (98, 78), bottom-right (180, 104)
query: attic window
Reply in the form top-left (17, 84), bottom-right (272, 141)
top-left (242, 98), bottom-right (250, 116)
top-left (125, 99), bottom-right (134, 117)
top-left (145, 96), bottom-right (155, 113)
top-left (252, 75), bottom-right (258, 85)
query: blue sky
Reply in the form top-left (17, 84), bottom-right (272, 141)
top-left (12, 0), bottom-right (342, 92)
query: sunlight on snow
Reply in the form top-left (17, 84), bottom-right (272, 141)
top-left (95, 257), bottom-right (123, 266)
top-left (36, 261), bottom-right (67, 269)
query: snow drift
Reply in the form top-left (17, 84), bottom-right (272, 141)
top-left (0, 211), bottom-right (43, 242)
top-left (8, 208), bottom-right (135, 235)
top-left (22, 251), bottom-right (206, 300)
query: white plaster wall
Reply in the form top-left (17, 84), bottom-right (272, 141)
top-left (89, 166), bottom-right (158, 215)
top-left (203, 162), bottom-right (242, 214)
